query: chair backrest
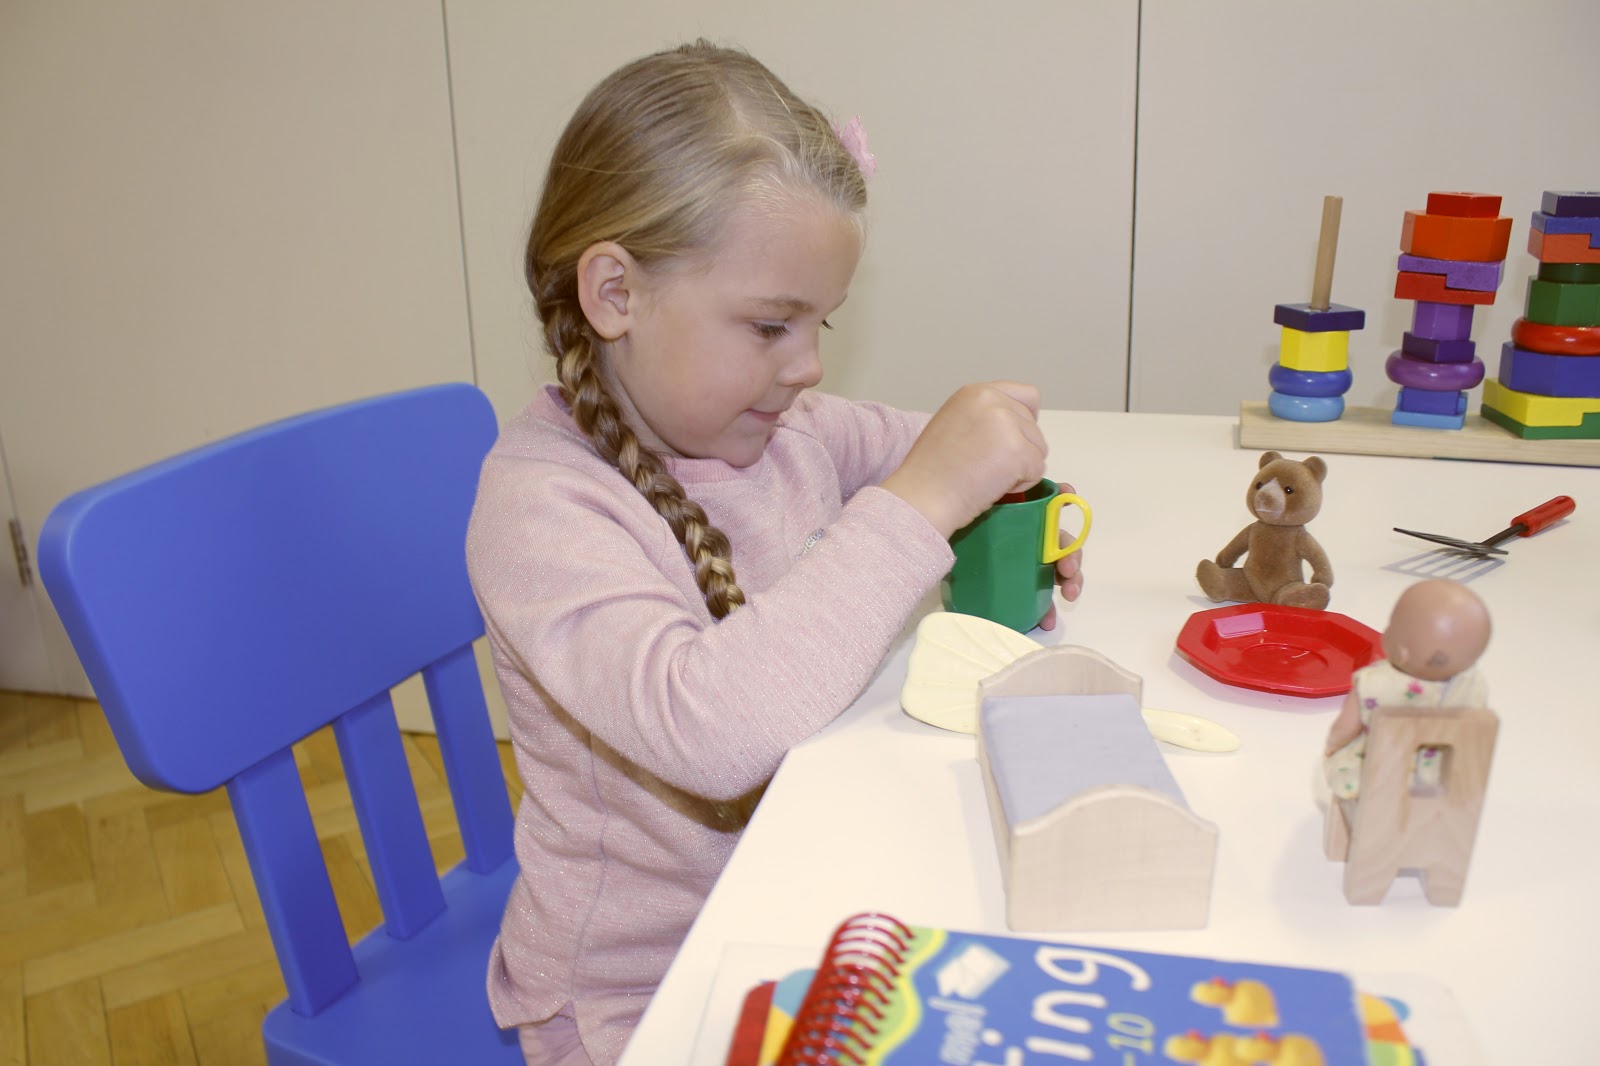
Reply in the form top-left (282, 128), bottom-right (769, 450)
top-left (38, 383), bottom-right (513, 1015)
top-left (1344, 704), bottom-right (1499, 904)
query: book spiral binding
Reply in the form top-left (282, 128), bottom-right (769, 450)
top-left (775, 912), bottom-right (914, 1066)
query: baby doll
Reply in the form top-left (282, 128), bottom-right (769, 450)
top-left (1323, 579), bottom-right (1490, 799)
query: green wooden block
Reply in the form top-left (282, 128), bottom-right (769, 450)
top-left (1537, 261), bottom-right (1600, 284)
top-left (1525, 277), bottom-right (1600, 327)
top-left (1482, 403), bottom-right (1600, 440)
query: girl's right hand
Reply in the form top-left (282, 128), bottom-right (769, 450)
top-left (881, 381), bottom-right (1047, 538)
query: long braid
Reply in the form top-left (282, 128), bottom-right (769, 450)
top-left (542, 296), bottom-right (746, 619)
top-left (523, 41), bottom-right (865, 620)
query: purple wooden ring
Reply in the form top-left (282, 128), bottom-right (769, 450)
top-left (1531, 212), bottom-right (1600, 239)
top-left (1542, 191), bottom-right (1600, 218)
top-left (1402, 331), bottom-right (1476, 363)
top-left (1498, 342), bottom-right (1600, 398)
top-left (1411, 301), bottom-right (1475, 340)
top-left (1268, 364), bottom-right (1353, 397)
top-left (1386, 350), bottom-right (1484, 391)
top-left (1396, 254), bottom-right (1504, 293)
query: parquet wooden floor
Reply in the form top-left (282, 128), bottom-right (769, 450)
top-left (0, 688), bottom-right (524, 1066)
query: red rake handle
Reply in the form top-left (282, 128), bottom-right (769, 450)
top-left (1480, 495), bottom-right (1575, 549)
top-left (1509, 495), bottom-right (1574, 536)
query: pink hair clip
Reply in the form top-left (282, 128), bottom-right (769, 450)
top-left (833, 115), bottom-right (877, 180)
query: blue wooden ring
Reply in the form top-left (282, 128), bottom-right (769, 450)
top-left (1268, 364), bottom-right (1353, 397)
top-left (1268, 391), bottom-right (1344, 422)
top-left (1385, 351), bottom-right (1485, 391)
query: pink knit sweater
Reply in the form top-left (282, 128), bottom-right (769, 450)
top-left (466, 385), bottom-right (952, 1062)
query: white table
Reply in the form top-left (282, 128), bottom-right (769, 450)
top-left (620, 410), bottom-right (1600, 1065)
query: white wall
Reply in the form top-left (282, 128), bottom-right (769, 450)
top-left (0, 1), bottom-right (473, 693)
top-left (447, 1), bottom-right (1139, 425)
top-left (1132, 0), bottom-right (1600, 415)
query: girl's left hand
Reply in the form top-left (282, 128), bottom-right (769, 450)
top-left (1037, 481), bottom-right (1086, 632)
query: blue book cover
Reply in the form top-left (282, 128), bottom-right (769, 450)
top-left (776, 914), bottom-right (1370, 1065)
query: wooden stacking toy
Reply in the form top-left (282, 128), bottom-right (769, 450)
top-left (1387, 192), bottom-right (1511, 430)
top-left (1482, 190), bottom-right (1600, 440)
top-left (1268, 196), bottom-right (1362, 423)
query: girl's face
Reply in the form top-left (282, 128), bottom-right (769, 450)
top-left (605, 194), bottom-right (862, 468)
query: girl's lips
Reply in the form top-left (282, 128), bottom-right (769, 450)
top-left (746, 408), bottom-right (783, 423)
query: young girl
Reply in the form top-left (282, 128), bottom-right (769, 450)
top-left (466, 40), bottom-right (1083, 1065)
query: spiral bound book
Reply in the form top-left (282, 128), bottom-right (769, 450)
top-left (759, 913), bottom-right (1377, 1065)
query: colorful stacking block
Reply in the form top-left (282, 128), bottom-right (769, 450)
top-left (1530, 212), bottom-right (1600, 239)
top-left (1401, 211), bottom-right (1513, 262)
top-left (1429, 191), bottom-right (1503, 218)
top-left (1526, 278), bottom-right (1600, 327)
top-left (1484, 189), bottom-right (1600, 441)
top-left (1412, 301), bottom-right (1475, 340)
top-left (1391, 409), bottom-right (1466, 429)
top-left (1511, 317), bottom-right (1600, 355)
top-left (1401, 332), bottom-right (1475, 363)
top-left (1396, 254), bottom-right (1504, 292)
top-left (1541, 190), bottom-right (1600, 217)
top-left (1395, 271), bottom-right (1498, 305)
top-left (1272, 302), bottom-right (1366, 332)
top-left (1528, 229), bottom-right (1600, 264)
top-left (1498, 343), bottom-right (1600, 398)
top-left (1387, 350), bottom-right (1485, 391)
top-left (1387, 192), bottom-right (1509, 430)
top-left (1396, 387), bottom-right (1468, 417)
top-left (1268, 392), bottom-right (1344, 421)
top-left (1483, 379), bottom-right (1600, 438)
top-left (1266, 196), bottom-right (1359, 423)
top-left (1538, 261), bottom-right (1600, 284)
top-left (1278, 327), bottom-right (1349, 372)
top-left (1268, 364), bottom-right (1353, 397)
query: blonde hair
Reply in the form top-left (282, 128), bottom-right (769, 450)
top-left (526, 41), bottom-right (867, 619)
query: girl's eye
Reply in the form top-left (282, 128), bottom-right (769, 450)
top-left (821, 319), bottom-right (834, 331)
top-left (753, 322), bottom-right (789, 340)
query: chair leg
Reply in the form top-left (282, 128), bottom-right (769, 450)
top-left (1323, 798), bottom-right (1351, 860)
top-left (1421, 860), bottom-right (1467, 906)
top-left (1342, 858), bottom-right (1398, 905)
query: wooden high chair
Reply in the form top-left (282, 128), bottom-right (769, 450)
top-left (1323, 704), bottom-right (1499, 906)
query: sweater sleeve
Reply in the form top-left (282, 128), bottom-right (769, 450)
top-left (787, 391), bottom-right (930, 498)
top-left (468, 458), bottom-right (954, 804)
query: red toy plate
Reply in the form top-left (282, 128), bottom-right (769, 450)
top-left (1176, 603), bottom-right (1384, 698)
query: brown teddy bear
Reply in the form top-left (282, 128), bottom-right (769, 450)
top-left (1197, 451), bottom-right (1333, 610)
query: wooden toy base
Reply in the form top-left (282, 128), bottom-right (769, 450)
top-left (1238, 401), bottom-right (1600, 467)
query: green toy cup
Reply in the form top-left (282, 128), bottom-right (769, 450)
top-left (940, 478), bottom-right (1092, 632)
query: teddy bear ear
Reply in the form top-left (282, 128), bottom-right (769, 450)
top-left (1258, 451), bottom-right (1281, 469)
top-left (1304, 456), bottom-right (1328, 482)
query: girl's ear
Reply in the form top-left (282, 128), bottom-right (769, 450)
top-left (576, 241), bottom-right (635, 341)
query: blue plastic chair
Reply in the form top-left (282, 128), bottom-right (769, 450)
top-left (38, 384), bottom-right (523, 1065)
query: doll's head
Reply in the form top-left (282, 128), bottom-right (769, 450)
top-left (525, 41), bottom-right (869, 619)
top-left (1381, 579), bottom-right (1491, 682)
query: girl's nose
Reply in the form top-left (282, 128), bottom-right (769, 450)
top-left (780, 342), bottom-right (824, 389)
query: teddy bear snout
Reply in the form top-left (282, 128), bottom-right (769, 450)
top-left (1252, 479), bottom-right (1287, 521)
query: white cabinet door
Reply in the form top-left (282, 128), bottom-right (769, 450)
top-left (0, 1), bottom-right (474, 697)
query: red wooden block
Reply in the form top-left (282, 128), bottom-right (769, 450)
top-left (1426, 192), bottom-right (1501, 218)
top-left (1528, 228), bottom-right (1600, 264)
top-left (1394, 271), bottom-right (1496, 306)
top-left (1401, 211), bottom-right (1513, 261)
top-left (1511, 317), bottom-right (1600, 356)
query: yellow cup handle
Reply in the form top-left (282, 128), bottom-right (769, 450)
top-left (1041, 493), bottom-right (1092, 564)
